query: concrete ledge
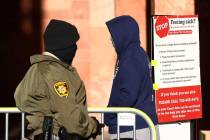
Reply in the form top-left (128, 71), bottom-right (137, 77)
top-left (200, 130), bottom-right (210, 140)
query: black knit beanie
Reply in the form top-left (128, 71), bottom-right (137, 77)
top-left (44, 19), bottom-right (80, 65)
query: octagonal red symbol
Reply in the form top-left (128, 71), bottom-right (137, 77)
top-left (155, 16), bottom-right (170, 38)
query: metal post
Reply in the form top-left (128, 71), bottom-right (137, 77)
top-left (117, 113), bottom-right (120, 140)
top-left (133, 114), bottom-right (136, 140)
top-left (21, 113), bottom-right (25, 138)
top-left (5, 113), bottom-right (9, 140)
top-left (0, 107), bottom-right (157, 140)
top-left (101, 113), bottom-right (104, 140)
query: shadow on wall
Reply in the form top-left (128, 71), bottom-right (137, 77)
top-left (0, 0), bottom-right (41, 139)
top-left (0, 1), bottom-right (41, 107)
top-left (195, 0), bottom-right (210, 130)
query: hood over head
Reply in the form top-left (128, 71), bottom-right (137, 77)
top-left (44, 19), bottom-right (80, 65)
top-left (106, 15), bottom-right (140, 58)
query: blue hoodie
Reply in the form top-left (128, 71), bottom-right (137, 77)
top-left (104, 15), bottom-right (158, 134)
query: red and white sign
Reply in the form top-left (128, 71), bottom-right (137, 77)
top-left (156, 85), bottom-right (202, 122)
top-left (153, 15), bottom-right (202, 123)
top-left (155, 16), bottom-right (170, 38)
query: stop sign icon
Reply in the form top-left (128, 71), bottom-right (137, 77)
top-left (155, 16), bottom-right (170, 38)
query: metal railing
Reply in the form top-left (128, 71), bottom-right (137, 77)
top-left (0, 107), bottom-right (25, 140)
top-left (0, 107), bottom-right (157, 140)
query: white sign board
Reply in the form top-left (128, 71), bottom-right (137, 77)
top-left (117, 113), bottom-right (135, 126)
top-left (152, 15), bottom-right (202, 140)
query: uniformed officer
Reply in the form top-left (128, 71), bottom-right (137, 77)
top-left (14, 19), bottom-right (101, 140)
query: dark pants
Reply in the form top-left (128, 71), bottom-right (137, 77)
top-left (59, 133), bottom-right (89, 140)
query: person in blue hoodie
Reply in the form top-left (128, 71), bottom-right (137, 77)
top-left (104, 15), bottom-right (159, 140)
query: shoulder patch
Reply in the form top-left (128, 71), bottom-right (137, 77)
top-left (54, 81), bottom-right (69, 98)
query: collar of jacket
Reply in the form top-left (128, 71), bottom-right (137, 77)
top-left (42, 51), bottom-right (60, 60)
top-left (30, 53), bottom-right (70, 69)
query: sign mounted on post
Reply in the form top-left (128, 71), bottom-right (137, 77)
top-left (152, 15), bottom-right (202, 123)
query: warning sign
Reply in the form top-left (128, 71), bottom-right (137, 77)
top-left (155, 16), bottom-right (170, 38)
top-left (156, 85), bottom-right (202, 122)
top-left (152, 15), bottom-right (202, 123)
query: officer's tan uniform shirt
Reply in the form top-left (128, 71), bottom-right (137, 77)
top-left (14, 54), bottom-right (97, 137)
